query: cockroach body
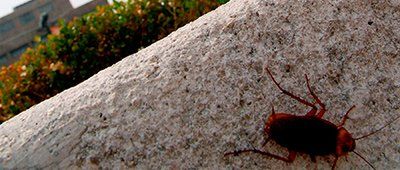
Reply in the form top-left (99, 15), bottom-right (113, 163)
top-left (266, 114), bottom-right (353, 158)
top-left (225, 66), bottom-right (400, 169)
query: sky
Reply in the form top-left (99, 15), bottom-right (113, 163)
top-left (0, 0), bottom-right (102, 18)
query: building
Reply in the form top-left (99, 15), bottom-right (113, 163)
top-left (0, 0), bottom-right (108, 66)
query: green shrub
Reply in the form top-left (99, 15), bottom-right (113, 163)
top-left (0, 0), bottom-right (229, 122)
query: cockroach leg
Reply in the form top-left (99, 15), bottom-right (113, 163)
top-left (265, 67), bottom-right (318, 112)
top-left (225, 149), bottom-right (297, 163)
top-left (332, 156), bottom-right (339, 170)
top-left (310, 155), bottom-right (317, 163)
top-left (316, 109), bottom-right (326, 119)
top-left (305, 101), bottom-right (319, 116)
top-left (305, 74), bottom-right (327, 118)
top-left (271, 104), bottom-right (276, 115)
top-left (305, 107), bottom-right (317, 117)
top-left (338, 105), bottom-right (355, 127)
top-left (286, 151), bottom-right (297, 163)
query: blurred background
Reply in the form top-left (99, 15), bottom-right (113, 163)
top-left (0, 0), bottom-right (109, 66)
top-left (0, 0), bottom-right (229, 123)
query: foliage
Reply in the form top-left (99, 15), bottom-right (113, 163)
top-left (0, 0), bottom-right (229, 122)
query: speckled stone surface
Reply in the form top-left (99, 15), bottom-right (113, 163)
top-left (0, 0), bottom-right (399, 169)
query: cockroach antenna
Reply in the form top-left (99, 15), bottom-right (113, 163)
top-left (352, 151), bottom-right (375, 170)
top-left (355, 114), bottom-right (400, 140)
top-left (349, 114), bottom-right (400, 170)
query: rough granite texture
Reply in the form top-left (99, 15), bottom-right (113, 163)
top-left (0, 0), bottom-right (399, 169)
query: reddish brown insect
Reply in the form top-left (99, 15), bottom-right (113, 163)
top-left (225, 66), bottom-right (400, 169)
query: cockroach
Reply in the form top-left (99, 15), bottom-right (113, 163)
top-left (225, 66), bottom-right (400, 169)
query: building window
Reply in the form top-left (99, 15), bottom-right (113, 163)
top-left (39, 3), bottom-right (53, 14)
top-left (0, 20), bottom-right (15, 34)
top-left (0, 54), bottom-right (7, 65)
top-left (19, 12), bottom-right (35, 25)
top-left (10, 45), bottom-right (28, 57)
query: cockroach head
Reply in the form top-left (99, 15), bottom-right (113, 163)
top-left (336, 127), bottom-right (356, 156)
